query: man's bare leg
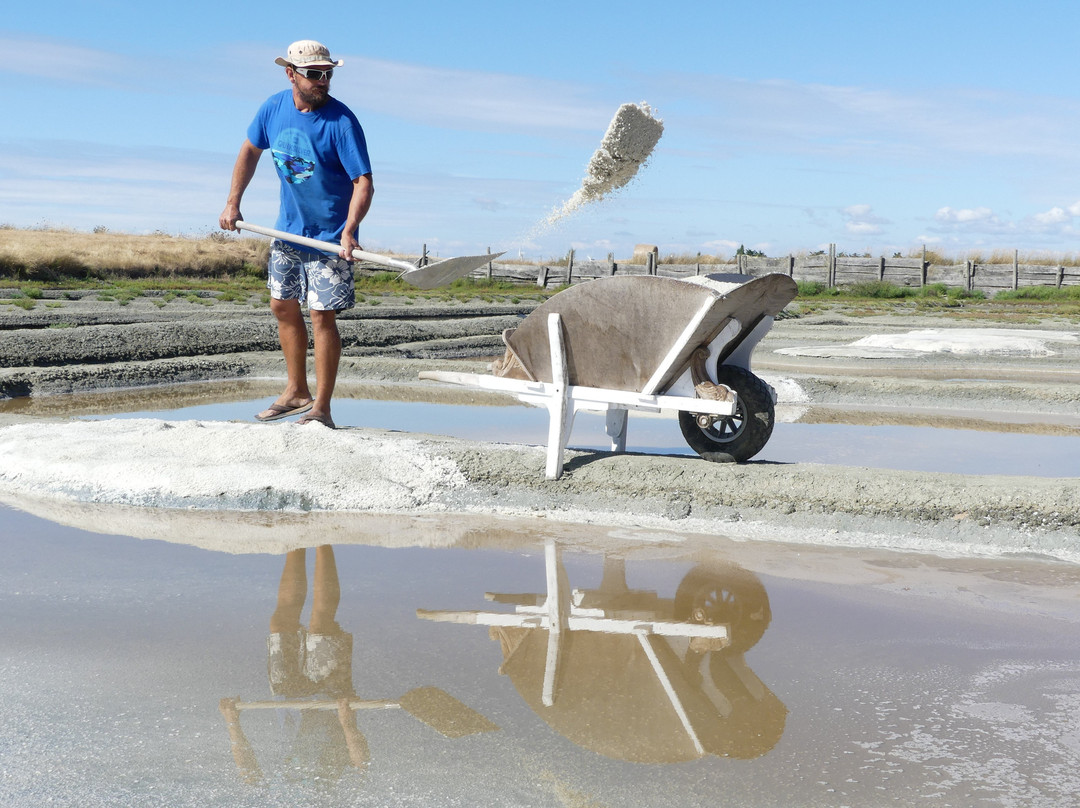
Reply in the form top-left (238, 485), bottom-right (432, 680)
top-left (308, 308), bottom-right (341, 425)
top-left (270, 548), bottom-right (307, 634)
top-left (309, 545), bottom-right (341, 634)
top-left (258, 298), bottom-right (314, 419)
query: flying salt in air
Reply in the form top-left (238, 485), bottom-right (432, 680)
top-left (540, 102), bottom-right (665, 232)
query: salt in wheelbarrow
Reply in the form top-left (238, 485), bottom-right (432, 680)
top-left (235, 221), bottom-right (504, 290)
top-left (419, 272), bottom-right (797, 478)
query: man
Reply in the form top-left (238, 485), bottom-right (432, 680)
top-left (219, 40), bottom-right (374, 429)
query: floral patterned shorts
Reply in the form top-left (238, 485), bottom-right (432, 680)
top-left (267, 240), bottom-right (355, 311)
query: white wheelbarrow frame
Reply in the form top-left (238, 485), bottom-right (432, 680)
top-left (420, 273), bottom-right (797, 479)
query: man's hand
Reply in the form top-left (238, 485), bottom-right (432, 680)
top-left (339, 232), bottom-right (361, 261)
top-left (219, 203), bottom-right (242, 231)
top-left (339, 174), bottom-right (374, 261)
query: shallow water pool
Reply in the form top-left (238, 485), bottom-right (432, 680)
top-left (3, 501), bottom-right (1080, 807)
top-left (85, 394), bottom-right (1080, 478)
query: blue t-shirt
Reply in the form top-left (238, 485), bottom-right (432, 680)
top-left (247, 90), bottom-right (372, 245)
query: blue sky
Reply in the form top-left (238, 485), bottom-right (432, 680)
top-left (4, 1), bottom-right (1080, 260)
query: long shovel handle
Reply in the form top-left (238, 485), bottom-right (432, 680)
top-left (235, 221), bottom-right (417, 274)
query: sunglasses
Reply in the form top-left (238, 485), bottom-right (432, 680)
top-left (293, 66), bottom-right (333, 81)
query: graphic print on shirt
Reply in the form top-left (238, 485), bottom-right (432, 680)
top-left (271, 128), bottom-right (317, 185)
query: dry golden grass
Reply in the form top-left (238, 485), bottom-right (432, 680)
top-left (658, 252), bottom-right (732, 265)
top-left (958, 248), bottom-right (1080, 266)
top-left (0, 227), bottom-right (270, 281)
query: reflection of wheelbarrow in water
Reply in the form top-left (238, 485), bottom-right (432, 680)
top-left (419, 273), bottom-right (797, 478)
top-left (417, 542), bottom-right (786, 762)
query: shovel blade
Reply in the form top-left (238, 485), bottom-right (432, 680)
top-left (398, 686), bottom-right (499, 738)
top-left (399, 252), bottom-right (506, 290)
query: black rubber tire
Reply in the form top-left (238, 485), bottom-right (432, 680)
top-left (678, 365), bottom-right (775, 463)
top-left (673, 564), bottom-right (771, 653)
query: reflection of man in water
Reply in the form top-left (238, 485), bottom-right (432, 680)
top-left (219, 546), bottom-right (368, 785)
top-left (268, 546), bottom-right (353, 698)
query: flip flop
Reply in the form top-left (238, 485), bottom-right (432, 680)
top-left (255, 400), bottom-right (314, 422)
top-left (297, 412), bottom-right (336, 429)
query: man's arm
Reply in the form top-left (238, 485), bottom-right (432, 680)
top-left (219, 140), bottom-right (264, 231)
top-left (339, 173), bottom-right (374, 260)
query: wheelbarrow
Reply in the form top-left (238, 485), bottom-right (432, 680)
top-left (419, 272), bottom-right (797, 478)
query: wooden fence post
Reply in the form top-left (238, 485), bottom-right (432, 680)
top-left (487, 247), bottom-right (493, 280)
top-left (536, 266), bottom-right (549, 287)
top-left (921, 245), bottom-right (927, 287)
top-left (878, 255), bottom-right (885, 281)
top-left (828, 244), bottom-right (836, 287)
top-left (567, 248), bottom-right (575, 284)
top-left (421, 243), bottom-right (429, 267)
top-left (788, 255), bottom-right (795, 277)
top-left (1058, 266), bottom-right (1065, 289)
top-left (1013, 250), bottom-right (1019, 290)
top-left (965, 260), bottom-right (972, 292)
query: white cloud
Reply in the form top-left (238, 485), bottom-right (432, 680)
top-left (702, 239), bottom-right (742, 253)
top-left (1032, 207), bottom-right (1070, 225)
top-left (841, 204), bottom-right (889, 236)
top-left (843, 204), bottom-right (874, 218)
top-left (935, 206), bottom-right (998, 224)
top-left (926, 201), bottom-right (1080, 247)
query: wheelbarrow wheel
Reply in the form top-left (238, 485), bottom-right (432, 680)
top-left (678, 365), bottom-right (774, 463)
top-left (673, 563), bottom-right (771, 653)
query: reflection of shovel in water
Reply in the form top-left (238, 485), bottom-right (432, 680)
top-left (236, 221), bottom-right (505, 290)
top-left (233, 686), bottom-right (498, 738)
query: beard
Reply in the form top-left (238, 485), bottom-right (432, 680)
top-left (296, 84), bottom-right (329, 109)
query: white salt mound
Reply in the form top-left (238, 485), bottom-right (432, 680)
top-left (543, 102), bottom-right (664, 228)
top-left (776, 328), bottom-right (1078, 359)
top-left (0, 419), bottom-right (467, 512)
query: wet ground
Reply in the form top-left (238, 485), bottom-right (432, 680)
top-left (4, 497), bottom-right (1080, 807)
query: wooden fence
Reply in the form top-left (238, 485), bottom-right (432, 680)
top-left (408, 244), bottom-right (1080, 296)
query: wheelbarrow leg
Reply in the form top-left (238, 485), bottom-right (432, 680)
top-left (545, 313), bottom-right (574, 480)
top-left (605, 409), bottom-right (628, 453)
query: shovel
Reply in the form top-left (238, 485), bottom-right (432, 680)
top-left (235, 221), bottom-right (504, 290)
